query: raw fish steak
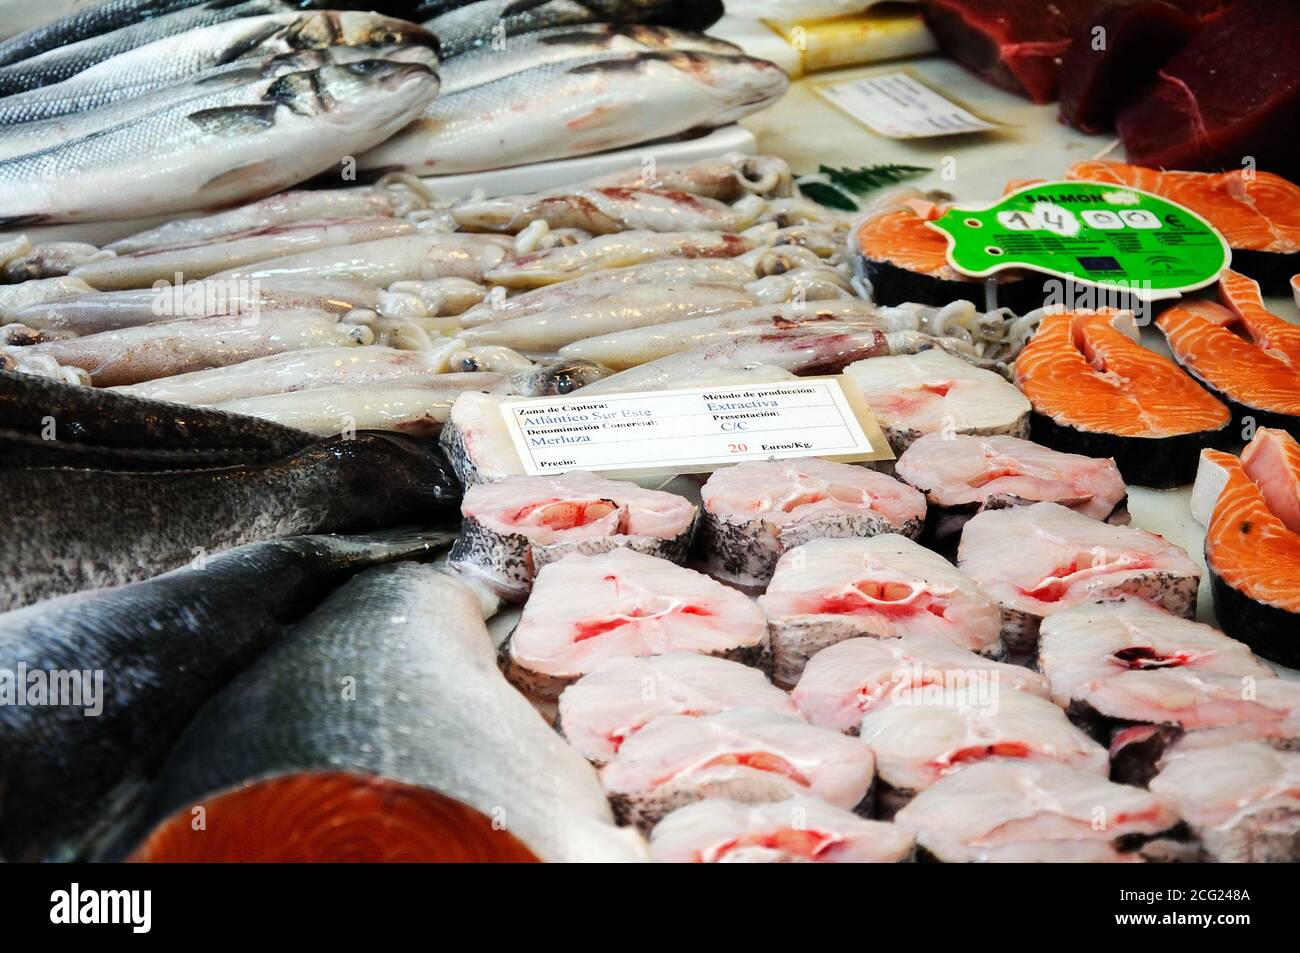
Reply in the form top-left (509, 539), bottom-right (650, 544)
top-left (556, 653), bottom-right (798, 764)
top-left (440, 391), bottom-right (523, 486)
top-left (895, 759), bottom-right (1179, 862)
top-left (844, 347), bottom-right (1031, 455)
top-left (698, 458), bottom-right (927, 589)
top-left (1150, 741), bottom-right (1300, 863)
top-left (450, 470), bottom-right (698, 599)
top-left (858, 690), bottom-right (1109, 811)
top-left (649, 796), bottom-right (914, 864)
top-left (957, 501), bottom-right (1201, 654)
top-left (758, 535), bottom-right (1006, 688)
top-left (792, 633), bottom-right (1049, 735)
top-left (600, 707), bottom-right (876, 833)
top-left (504, 548), bottom-right (768, 701)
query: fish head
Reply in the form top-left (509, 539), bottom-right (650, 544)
top-left (272, 60), bottom-right (439, 125)
top-left (648, 51), bottom-right (789, 120)
top-left (285, 11), bottom-right (440, 61)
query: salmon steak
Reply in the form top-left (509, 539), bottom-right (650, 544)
top-left (1155, 275), bottom-right (1300, 439)
top-left (556, 653), bottom-right (799, 765)
top-left (895, 431), bottom-right (1128, 550)
top-left (857, 689), bottom-right (1109, 814)
top-left (449, 470), bottom-right (698, 599)
top-left (503, 548), bottom-right (768, 702)
top-left (1013, 308), bottom-right (1230, 487)
top-left (697, 458), bottom-right (927, 589)
top-left (791, 633), bottom-right (1050, 735)
top-left (1066, 161), bottom-right (1300, 294)
top-left (1149, 741), bottom-right (1300, 863)
top-left (648, 796), bottom-right (915, 864)
top-left (1197, 443), bottom-right (1300, 667)
top-left (845, 348), bottom-right (1031, 456)
top-left (758, 535), bottom-right (1006, 687)
top-left (957, 501), bottom-right (1201, 655)
top-left (599, 707), bottom-right (877, 833)
top-left (895, 760), bottom-right (1180, 863)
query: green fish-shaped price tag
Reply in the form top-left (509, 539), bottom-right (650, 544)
top-left (927, 180), bottom-right (1231, 301)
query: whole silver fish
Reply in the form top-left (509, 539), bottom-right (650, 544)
top-left (579, 329), bottom-right (896, 394)
top-left (124, 565), bottom-right (647, 863)
top-left (485, 228), bottom-right (764, 288)
top-left (0, 12), bottom-right (438, 127)
top-left (108, 184), bottom-right (421, 253)
top-left (112, 344), bottom-right (475, 404)
top-left (456, 282), bottom-right (760, 351)
top-left (0, 527), bottom-right (459, 862)
top-left (70, 218), bottom-right (415, 290)
top-left (559, 301), bottom-right (893, 369)
top-left (11, 278), bottom-right (381, 335)
top-left (452, 188), bottom-right (766, 235)
top-left (0, 0), bottom-right (206, 65)
top-left (18, 310), bottom-right (374, 386)
top-left (214, 375), bottom-right (510, 436)
top-left (359, 50), bottom-right (787, 175)
top-left (0, 60), bottom-right (439, 225)
top-left (424, 0), bottom-right (724, 58)
top-left (586, 151), bottom-right (795, 202)
top-left (440, 22), bottom-right (736, 93)
top-left (211, 233), bottom-right (514, 285)
top-left (0, 0), bottom-right (110, 44)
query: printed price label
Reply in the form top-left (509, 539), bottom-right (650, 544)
top-left (928, 180), bottom-right (1231, 300)
top-left (499, 376), bottom-right (892, 478)
top-left (815, 71), bottom-right (997, 138)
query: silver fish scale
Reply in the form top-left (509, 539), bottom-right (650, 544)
top-left (429, 0), bottom-right (645, 58)
top-left (0, 0), bottom-right (206, 66)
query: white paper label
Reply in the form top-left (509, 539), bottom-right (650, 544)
top-left (816, 72), bottom-right (996, 138)
top-left (499, 378), bottom-right (883, 477)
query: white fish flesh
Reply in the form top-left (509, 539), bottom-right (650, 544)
top-left (484, 229), bottom-right (763, 288)
top-left (792, 633), bottom-right (1050, 735)
top-left (70, 219), bottom-right (414, 290)
top-left (212, 374), bottom-right (509, 437)
top-left (858, 690), bottom-right (1109, 808)
top-left (440, 22), bottom-right (738, 94)
top-left (600, 708), bottom-right (876, 833)
top-left (439, 390), bottom-right (522, 486)
top-left (503, 548), bottom-right (768, 701)
top-left (895, 432), bottom-right (1129, 548)
top-left (11, 278), bottom-right (380, 335)
top-left (0, 61), bottom-right (438, 226)
top-left (212, 234), bottom-right (515, 285)
top-left (587, 152), bottom-right (793, 202)
top-left (699, 458), bottom-right (927, 590)
top-left (558, 301), bottom-right (885, 369)
top-left (110, 345), bottom-right (464, 405)
top-left (843, 348), bottom-right (1031, 454)
top-left (358, 51), bottom-right (786, 175)
top-left (759, 536), bottom-right (1006, 687)
top-left (895, 760), bottom-right (1179, 863)
top-left (450, 471), bottom-right (699, 599)
top-left (957, 501), bottom-right (1202, 655)
top-left (1149, 741), bottom-right (1300, 863)
top-left (452, 188), bottom-right (766, 235)
top-left (455, 283), bottom-right (761, 352)
top-left (16, 310), bottom-right (373, 386)
top-left (459, 258), bottom-right (757, 327)
top-left (649, 796), bottom-right (913, 863)
top-left (578, 330), bottom-right (895, 395)
top-left (557, 653), bottom-right (799, 764)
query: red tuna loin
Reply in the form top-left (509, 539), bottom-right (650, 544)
top-left (1116, 0), bottom-right (1300, 180)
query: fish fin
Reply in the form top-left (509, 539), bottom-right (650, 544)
top-left (0, 214), bottom-right (47, 228)
top-left (214, 21), bottom-right (289, 65)
top-left (566, 53), bottom-right (652, 75)
top-left (501, 0), bottom-right (555, 15)
top-left (199, 160), bottom-right (279, 196)
top-left (187, 104), bottom-right (278, 135)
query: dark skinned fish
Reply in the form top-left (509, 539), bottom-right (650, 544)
top-left (0, 431), bottom-right (461, 610)
top-left (0, 527), bottom-right (456, 862)
top-left (0, 368), bottom-right (313, 470)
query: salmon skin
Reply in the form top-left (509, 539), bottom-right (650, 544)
top-left (1067, 161), bottom-right (1300, 294)
top-left (124, 564), bottom-right (647, 863)
top-left (0, 432), bottom-right (462, 610)
top-left (1014, 309), bottom-right (1231, 487)
top-left (0, 528), bottom-right (456, 862)
top-left (697, 458), bottom-right (927, 590)
top-left (1156, 272), bottom-right (1300, 439)
top-left (0, 367), bottom-right (313, 470)
top-left (1200, 444), bottom-right (1300, 667)
top-left (649, 796), bottom-right (915, 864)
